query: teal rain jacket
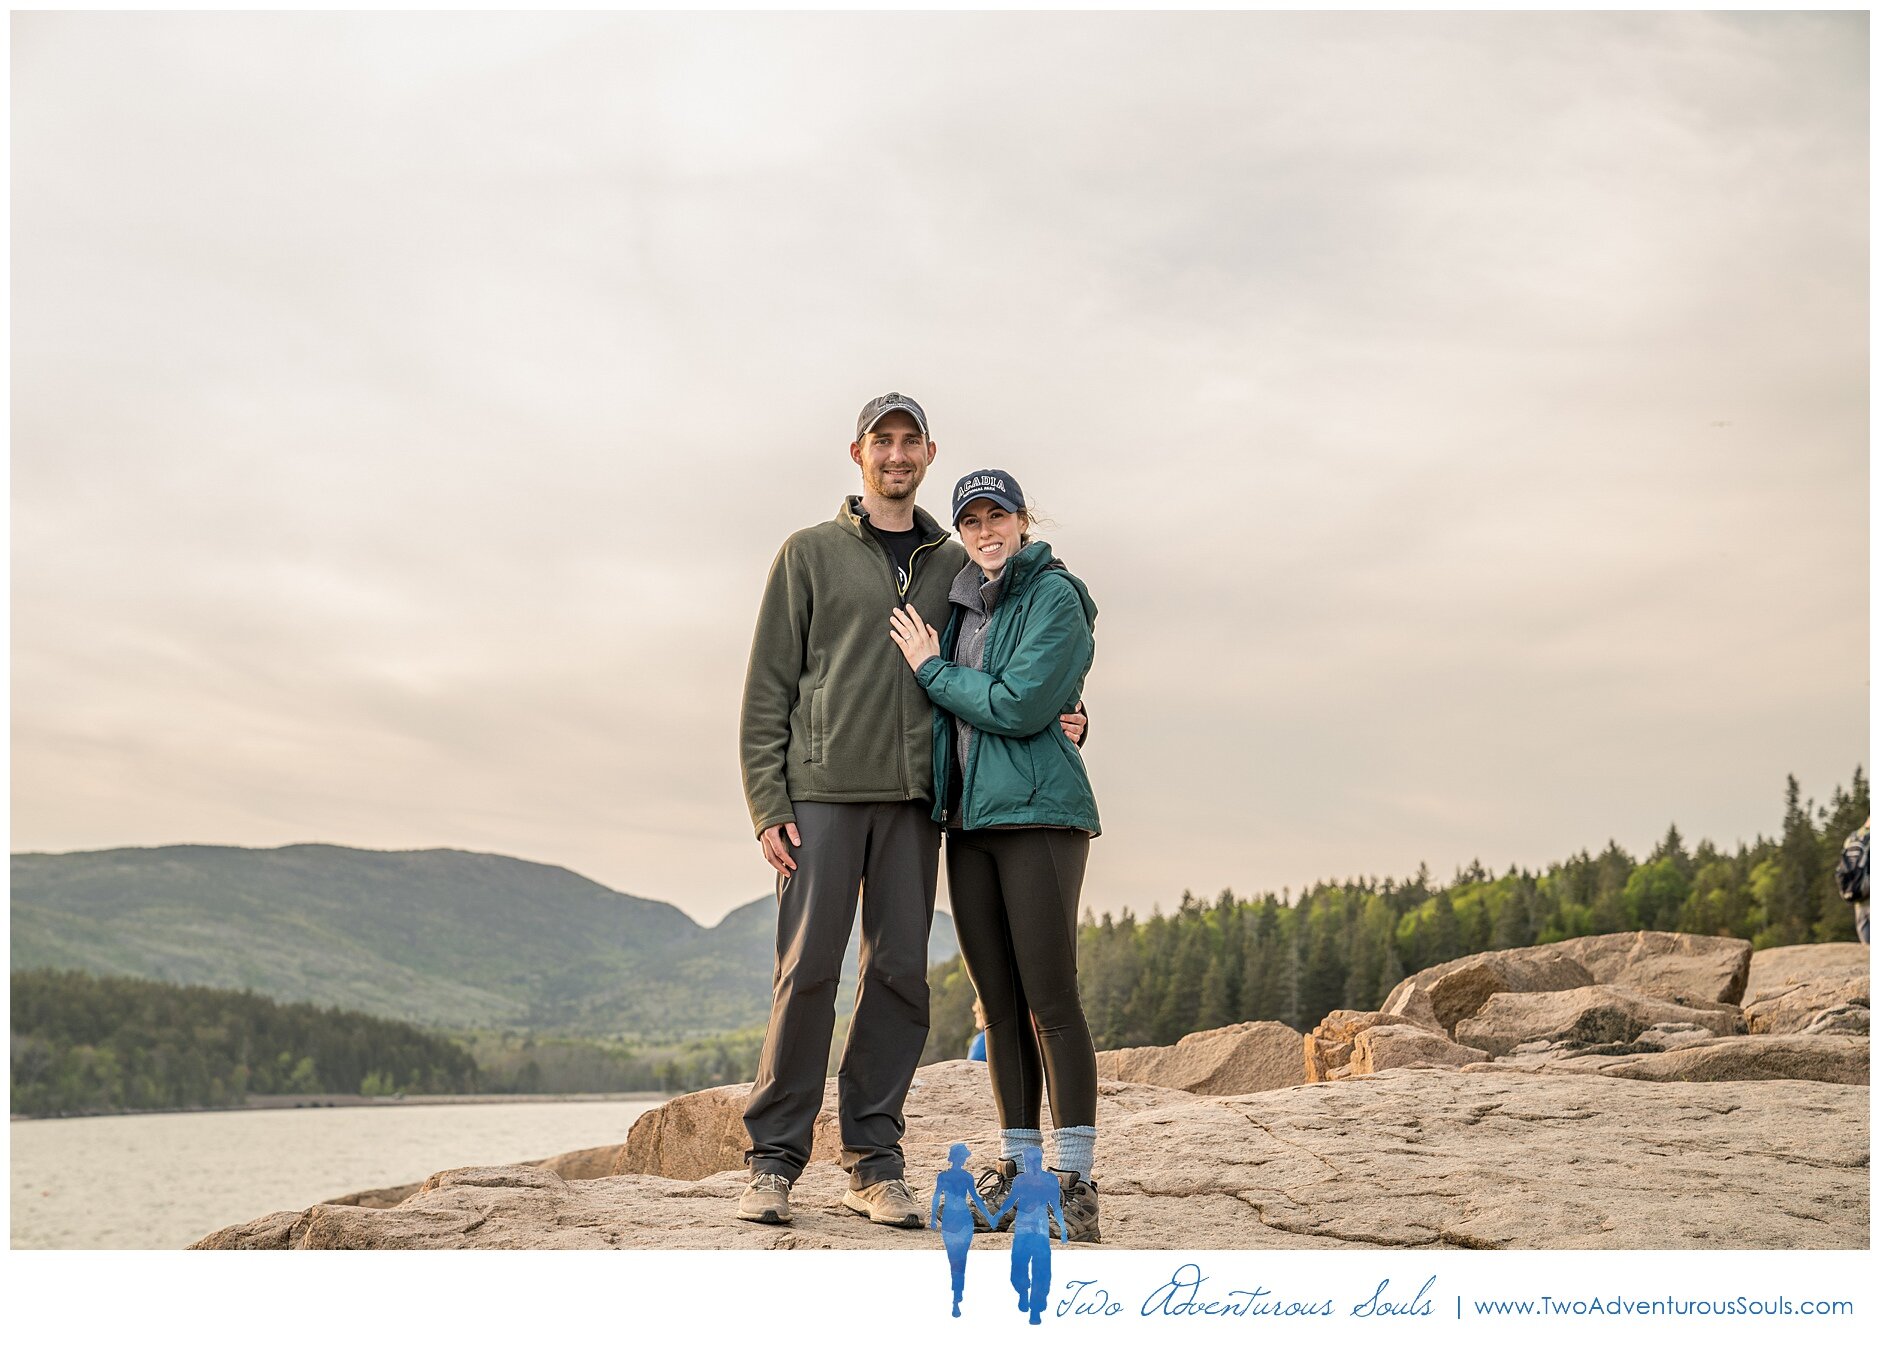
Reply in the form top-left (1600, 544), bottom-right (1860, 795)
top-left (915, 540), bottom-right (1101, 836)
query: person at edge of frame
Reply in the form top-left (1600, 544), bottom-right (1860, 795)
top-left (734, 392), bottom-right (1088, 1229)
top-left (1836, 814), bottom-right (1870, 944)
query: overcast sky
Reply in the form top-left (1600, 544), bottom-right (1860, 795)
top-left (10, 10), bottom-right (1868, 925)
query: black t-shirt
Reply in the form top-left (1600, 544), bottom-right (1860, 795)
top-left (866, 521), bottom-right (927, 598)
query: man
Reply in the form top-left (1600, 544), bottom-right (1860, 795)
top-left (990, 1146), bottom-right (1064, 1325)
top-left (736, 392), bottom-right (1085, 1228)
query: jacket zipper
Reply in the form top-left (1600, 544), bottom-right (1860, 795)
top-left (860, 516), bottom-right (950, 800)
top-left (904, 536), bottom-right (943, 599)
top-left (901, 532), bottom-right (948, 798)
top-left (937, 610), bottom-right (961, 822)
top-left (964, 598), bottom-right (1014, 825)
top-left (955, 554), bottom-right (1034, 827)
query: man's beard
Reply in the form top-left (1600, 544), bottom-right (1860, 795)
top-left (865, 465), bottom-right (921, 500)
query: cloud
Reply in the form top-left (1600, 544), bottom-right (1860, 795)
top-left (11, 11), bottom-right (1866, 921)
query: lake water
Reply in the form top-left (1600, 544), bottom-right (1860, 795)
top-left (10, 1097), bottom-right (663, 1249)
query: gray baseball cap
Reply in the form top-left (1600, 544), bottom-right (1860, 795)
top-left (855, 392), bottom-right (930, 442)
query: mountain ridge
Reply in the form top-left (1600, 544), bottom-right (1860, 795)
top-left (11, 843), bottom-right (958, 1038)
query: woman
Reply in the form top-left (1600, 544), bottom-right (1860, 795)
top-left (888, 467), bottom-right (1103, 1244)
top-left (928, 1142), bottom-right (996, 1316)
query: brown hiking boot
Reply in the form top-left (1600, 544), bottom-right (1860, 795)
top-left (1052, 1171), bottom-right (1101, 1244)
top-left (972, 1158), bottom-right (1018, 1231)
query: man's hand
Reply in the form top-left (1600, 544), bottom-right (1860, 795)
top-left (1058, 701), bottom-right (1087, 747)
top-left (760, 822), bottom-right (800, 878)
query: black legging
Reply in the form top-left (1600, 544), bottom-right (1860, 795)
top-left (946, 826), bottom-right (1096, 1132)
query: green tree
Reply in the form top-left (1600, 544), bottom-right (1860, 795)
top-left (1430, 892), bottom-right (1461, 961)
top-left (1622, 858), bottom-right (1690, 933)
top-left (1768, 775), bottom-right (1822, 946)
top-left (1298, 909), bottom-right (1344, 1028)
top-left (1813, 767), bottom-right (1869, 942)
top-left (289, 1056), bottom-right (320, 1094)
top-left (1196, 955), bottom-right (1234, 1031)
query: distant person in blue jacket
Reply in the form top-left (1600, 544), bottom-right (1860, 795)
top-left (967, 998), bottom-right (987, 1061)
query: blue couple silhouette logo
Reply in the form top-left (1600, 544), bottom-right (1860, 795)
top-left (928, 1143), bottom-right (1065, 1323)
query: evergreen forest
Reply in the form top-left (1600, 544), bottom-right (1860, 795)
top-left (923, 769), bottom-right (1869, 1060)
top-left (11, 970), bottom-right (480, 1115)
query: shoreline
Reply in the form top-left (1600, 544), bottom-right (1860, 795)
top-left (11, 1091), bottom-right (670, 1121)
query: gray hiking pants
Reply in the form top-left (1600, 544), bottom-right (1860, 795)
top-left (743, 800), bottom-right (939, 1188)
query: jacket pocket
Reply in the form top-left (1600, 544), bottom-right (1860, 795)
top-left (809, 687), bottom-right (824, 764)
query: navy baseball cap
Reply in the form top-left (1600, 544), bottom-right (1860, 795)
top-left (951, 469), bottom-right (1025, 525)
top-left (855, 392), bottom-right (930, 442)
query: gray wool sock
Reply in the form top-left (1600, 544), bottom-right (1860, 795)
top-left (999, 1128), bottom-right (1043, 1163)
top-left (1050, 1124), bottom-right (1097, 1177)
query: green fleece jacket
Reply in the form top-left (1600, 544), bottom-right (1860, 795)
top-left (740, 496), bottom-right (968, 837)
